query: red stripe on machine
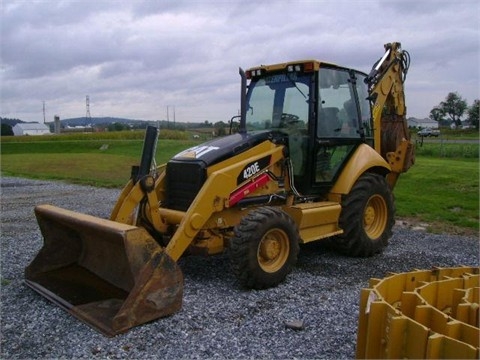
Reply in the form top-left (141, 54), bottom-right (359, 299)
top-left (228, 173), bottom-right (270, 207)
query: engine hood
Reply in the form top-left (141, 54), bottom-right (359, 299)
top-left (172, 131), bottom-right (274, 167)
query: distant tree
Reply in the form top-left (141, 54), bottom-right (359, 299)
top-left (429, 106), bottom-right (445, 125)
top-left (214, 121), bottom-right (227, 136)
top-left (230, 120), bottom-right (239, 134)
top-left (1, 124), bottom-right (13, 136)
top-left (467, 99), bottom-right (479, 130)
top-left (0, 117), bottom-right (23, 128)
top-left (438, 92), bottom-right (467, 128)
top-left (173, 123), bottom-right (186, 131)
top-left (107, 122), bottom-right (129, 131)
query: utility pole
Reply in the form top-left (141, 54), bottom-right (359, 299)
top-left (43, 101), bottom-right (46, 124)
top-left (167, 105), bottom-right (170, 128)
top-left (85, 95), bottom-right (91, 129)
top-left (167, 105), bottom-right (175, 129)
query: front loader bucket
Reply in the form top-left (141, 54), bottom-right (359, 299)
top-left (25, 204), bottom-right (183, 336)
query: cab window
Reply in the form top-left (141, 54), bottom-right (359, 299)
top-left (355, 72), bottom-right (373, 137)
top-left (317, 68), bottom-right (360, 138)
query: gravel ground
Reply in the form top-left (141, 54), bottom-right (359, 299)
top-left (1, 176), bottom-right (479, 359)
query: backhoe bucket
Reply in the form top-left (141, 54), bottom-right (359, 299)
top-left (25, 204), bottom-right (183, 336)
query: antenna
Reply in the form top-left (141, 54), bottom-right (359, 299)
top-left (43, 101), bottom-right (46, 123)
top-left (85, 95), bottom-right (91, 127)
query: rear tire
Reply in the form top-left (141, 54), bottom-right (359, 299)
top-left (332, 173), bottom-right (395, 257)
top-left (229, 207), bottom-right (300, 289)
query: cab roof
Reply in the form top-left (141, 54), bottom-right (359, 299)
top-left (246, 59), bottom-right (352, 72)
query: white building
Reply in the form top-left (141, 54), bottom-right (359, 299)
top-left (12, 123), bottom-right (51, 136)
top-left (407, 117), bottom-right (439, 129)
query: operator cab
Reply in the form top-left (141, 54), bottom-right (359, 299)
top-left (243, 61), bottom-right (373, 195)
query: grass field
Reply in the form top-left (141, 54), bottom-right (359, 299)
top-left (1, 131), bottom-right (478, 234)
top-left (394, 157), bottom-right (478, 234)
top-left (1, 138), bottom-right (200, 187)
top-left (414, 140), bottom-right (479, 158)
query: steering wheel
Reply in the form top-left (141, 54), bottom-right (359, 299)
top-left (280, 113), bottom-right (300, 127)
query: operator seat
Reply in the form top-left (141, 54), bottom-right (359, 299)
top-left (318, 107), bottom-right (341, 137)
top-left (343, 100), bottom-right (355, 123)
top-left (341, 99), bottom-right (359, 137)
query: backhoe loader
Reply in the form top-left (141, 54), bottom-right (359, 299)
top-left (26, 42), bottom-right (414, 336)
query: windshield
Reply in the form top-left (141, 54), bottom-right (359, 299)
top-left (245, 73), bottom-right (311, 132)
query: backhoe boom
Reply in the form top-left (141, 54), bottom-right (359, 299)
top-left (366, 42), bottom-right (414, 187)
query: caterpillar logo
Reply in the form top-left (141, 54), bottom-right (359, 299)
top-left (237, 155), bottom-right (271, 185)
top-left (175, 145), bottom-right (219, 159)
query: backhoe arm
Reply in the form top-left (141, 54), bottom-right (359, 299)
top-left (365, 42), bottom-right (414, 188)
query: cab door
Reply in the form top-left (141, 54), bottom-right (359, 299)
top-left (310, 67), bottom-right (371, 193)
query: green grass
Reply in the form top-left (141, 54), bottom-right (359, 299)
top-left (1, 139), bottom-right (200, 187)
top-left (394, 157), bottom-right (479, 234)
top-left (0, 129), bottom-right (190, 142)
top-left (414, 141), bottom-right (478, 158)
top-left (1, 133), bottom-right (479, 233)
top-left (434, 128), bottom-right (479, 139)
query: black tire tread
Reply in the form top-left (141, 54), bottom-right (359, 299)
top-left (229, 207), bottom-right (300, 289)
top-left (332, 173), bottom-right (395, 257)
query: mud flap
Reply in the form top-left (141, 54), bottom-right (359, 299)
top-left (25, 204), bottom-right (183, 336)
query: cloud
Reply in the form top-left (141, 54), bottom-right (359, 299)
top-left (1, 0), bottom-right (478, 122)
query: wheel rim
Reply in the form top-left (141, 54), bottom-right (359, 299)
top-left (257, 228), bottom-right (290, 273)
top-left (363, 194), bottom-right (388, 239)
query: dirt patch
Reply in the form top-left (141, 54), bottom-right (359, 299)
top-left (396, 217), bottom-right (479, 237)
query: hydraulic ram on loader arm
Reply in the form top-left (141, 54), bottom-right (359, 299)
top-left (25, 127), bottom-right (183, 336)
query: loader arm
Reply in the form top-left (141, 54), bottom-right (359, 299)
top-left (366, 42), bottom-right (414, 188)
top-left (109, 139), bottom-right (286, 261)
top-left (165, 143), bottom-right (285, 261)
top-left (109, 126), bottom-right (168, 235)
top-left (110, 171), bottom-right (168, 234)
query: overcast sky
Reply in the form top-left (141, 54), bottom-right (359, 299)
top-left (1, 0), bottom-right (479, 123)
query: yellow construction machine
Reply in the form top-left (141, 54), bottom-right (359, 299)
top-left (26, 42), bottom-right (414, 336)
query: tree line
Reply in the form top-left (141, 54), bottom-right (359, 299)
top-left (3, 93), bottom-right (478, 136)
top-left (429, 92), bottom-right (479, 129)
top-left (0, 117), bottom-right (234, 136)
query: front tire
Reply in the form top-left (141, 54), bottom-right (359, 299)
top-left (229, 207), bottom-right (300, 289)
top-left (332, 173), bottom-right (395, 257)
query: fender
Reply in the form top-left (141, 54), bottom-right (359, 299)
top-left (329, 143), bottom-right (391, 195)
